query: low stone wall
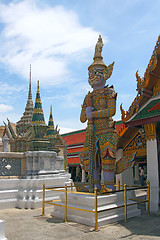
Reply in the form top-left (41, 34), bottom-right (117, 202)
top-left (0, 152), bottom-right (25, 177)
top-left (0, 151), bottom-right (65, 178)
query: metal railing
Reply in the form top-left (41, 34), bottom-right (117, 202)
top-left (114, 181), bottom-right (150, 222)
top-left (42, 181), bottom-right (150, 231)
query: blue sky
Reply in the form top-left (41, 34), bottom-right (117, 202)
top-left (0, 0), bottom-right (159, 133)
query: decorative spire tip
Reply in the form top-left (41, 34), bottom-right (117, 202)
top-left (37, 80), bottom-right (39, 92)
top-left (50, 105), bottom-right (52, 115)
top-left (94, 34), bottom-right (104, 59)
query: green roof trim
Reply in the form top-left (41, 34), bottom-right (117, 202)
top-left (68, 162), bottom-right (80, 166)
top-left (132, 98), bottom-right (160, 121)
top-left (67, 152), bottom-right (80, 156)
top-left (115, 120), bottom-right (123, 125)
top-left (46, 129), bottom-right (56, 136)
top-left (32, 114), bottom-right (45, 122)
top-left (35, 102), bottom-right (42, 109)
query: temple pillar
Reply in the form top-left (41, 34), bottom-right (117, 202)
top-left (134, 164), bottom-right (139, 181)
top-left (144, 123), bottom-right (159, 212)
top-left (116, 149), bottom-right (123, 189)
top-left (81, 169), bottom-right (86, 183)
top-left (76, 166), bottom-right (79, 178)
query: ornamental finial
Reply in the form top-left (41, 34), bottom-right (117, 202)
top-left (30, 64), bottom-right (31, 83)
top-left (94, 34), bottom-right (104, 58)
top-left (28, 64), bottom-right (32, 100)
top-left (88, 35), bottom-right (106, 70)
top-left (37, 80), bottom-right (40, 93)
top-left (50, 105), bottom-right (52, 115)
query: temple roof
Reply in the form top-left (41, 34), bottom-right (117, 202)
top-left (117, 35), bottom-right (160, 149)
top-left (0, 126), bottom-right (5, 138)
top-left (131, 97), bottom-right (160, 121)
top-left (31, 80), bottom-right (46, 126)
top-left (125, 96), bottom-right (160, 127)
top-left (120, 36), bottom-right (160, 124)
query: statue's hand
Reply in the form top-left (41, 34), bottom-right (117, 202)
top-left (85, 106), bottom-right (93, 119)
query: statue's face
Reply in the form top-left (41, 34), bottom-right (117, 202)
top-left (88, 67), bottom-right (106, 90)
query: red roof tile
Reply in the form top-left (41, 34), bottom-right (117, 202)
top-left (68, 157), bottom-right (80, 164)
top-left (68, 147), bottom-right (83, 153)
top-left (62, 131), bottom-right (86, 145)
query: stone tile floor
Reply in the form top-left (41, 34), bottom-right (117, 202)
top-left (0, 205), bottom-right (160, 240)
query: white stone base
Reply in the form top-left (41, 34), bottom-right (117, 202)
top-left (0, 173), bottom-right (71, 210)
top-left (0, 220), bottom-right (7, 240)
top-left (51, 191), bottom-right (141, 227)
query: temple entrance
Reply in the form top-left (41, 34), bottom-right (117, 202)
top-left (69, 165), bottom-right (82, 182)
top-left (133, 159), bottom-right (147, 185)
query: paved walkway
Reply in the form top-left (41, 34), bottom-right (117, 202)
top-left (0, 206), bottom-right (160, 240)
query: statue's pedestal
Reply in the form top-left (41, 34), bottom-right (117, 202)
top-left (0, 220), bottom-right (7, 240)
top-left (51, 191), bottom-right (141, 227)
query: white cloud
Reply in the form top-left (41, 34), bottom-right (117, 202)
top-left (0, 104), bottom-right (13, 113)
top-left (0, 0), bottom-right (99, 85)
top-left (58, 119), bottom-right (86, 134)
top-left (0, 82), bottom-right (24, 95)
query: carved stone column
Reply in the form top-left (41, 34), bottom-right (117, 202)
top-left (144, 123), bottom-right (159, 212)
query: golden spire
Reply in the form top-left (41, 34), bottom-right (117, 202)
top-left (48, 105), bottom-right (54, 130)
top-left (32, 81), bottom-right (45, 125)
top-left (46, 104), bottom-right (56, 137)
top-left (50, 105), bottom-right (52, 115)
top-left (37, 80), bottom-right (40, 94)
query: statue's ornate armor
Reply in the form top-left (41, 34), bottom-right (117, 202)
top-left (80, 86), bottom-right (117, 173)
